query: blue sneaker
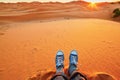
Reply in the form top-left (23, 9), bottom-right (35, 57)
top-left (56, 50), bottom-right (64, 73)
top-left (68, 50), bottom-right (78, 75)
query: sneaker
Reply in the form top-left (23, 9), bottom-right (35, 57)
top-left (56, 50), bottom-right (64, 73)
top-left (68, 50), bottom-right (78, 75)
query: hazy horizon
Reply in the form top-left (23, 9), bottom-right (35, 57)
top-left (0, 0), bottom-right (119, 3)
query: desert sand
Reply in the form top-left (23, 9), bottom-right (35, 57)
top-left (0, 1), bottom-right (120, 22)
top-left (0, 1), bottom-right (120, 80)
top-left (0, 19), bottom-right (120, 80)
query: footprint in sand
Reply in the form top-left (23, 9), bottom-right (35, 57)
top-left (0, 24), bottom-right (9, 36)
top-left (89, 72), bottom-right (116, 80)
top-left (28, 69), bottom-right (55, 80)
top-left (0, 32), bottom-right (4, 35)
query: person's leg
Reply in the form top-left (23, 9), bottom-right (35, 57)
top-left (51, 50), bottom-right (68, 80)
top-left (70, 71), bottom-right (87, 80)
top-left (51, 72), bottom-right (68, 80)
top-left (68, 50), bottom-right (87, 80)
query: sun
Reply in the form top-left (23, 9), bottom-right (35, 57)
top-left (89, 2), bottom-right (96, 7)
top-left (83, 0), bottom-right (104, 3)
top-left (87, 0), bottom-right (96, 3)
top-left (83, 0), bottom-right (98, 9)
top-left (88, 2), bottom-right (98, 10)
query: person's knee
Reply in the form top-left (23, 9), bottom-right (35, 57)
top-left (53, 76), bottom-right (66, 80)
top-left (51, 72), bottom-right (68, 80)
top-left (70, 71), bottom-right (87, 80)
top-left (70, 75), bottom-right (86, 80)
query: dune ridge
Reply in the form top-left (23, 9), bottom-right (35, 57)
top-left (0, 1), bottom-right (120, 22)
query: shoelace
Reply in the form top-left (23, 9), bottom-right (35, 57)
top-left (71, 56), bottom-right (77, 64)
top-left (57, 57), bottom-right (63, 66)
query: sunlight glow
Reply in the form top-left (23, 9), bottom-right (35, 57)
top-left (0, 0), bottom-right (119, 3)
top-left (88, 2), bottom-right (98, 9)
top-left (83, 0), bottom-right (119, 3)
top-left (90, 2), bottom-right (96, 7)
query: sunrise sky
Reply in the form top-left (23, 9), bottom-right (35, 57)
top-left (0, 0), bottom-right (119, 3)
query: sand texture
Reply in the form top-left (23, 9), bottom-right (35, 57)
top-left (0, 19), bottom-right (120, 80)
top-left (0, 1), bottom-right (120, 80)
top-left (0, 1), bottom-right (120, 22)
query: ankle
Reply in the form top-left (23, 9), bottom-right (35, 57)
top-left (56, 66), bottom-right (64, 73)
top-left (69, 64), bottom-right (77, 75)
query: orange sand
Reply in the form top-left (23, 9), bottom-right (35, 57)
top-left (0, 1), bottom-right (120, 80)
top-left (0, 1), bottom-right (120, 22)
top-left (0, 19), bottom-right (120, 80)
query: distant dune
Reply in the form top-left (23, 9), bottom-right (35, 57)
top-left (0, 1), bottom-right (120, 22)
top-left (0, 19), bottom-right (120, 80)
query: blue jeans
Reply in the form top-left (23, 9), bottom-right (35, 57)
top-left (51, 71), bottom-right (87, 80)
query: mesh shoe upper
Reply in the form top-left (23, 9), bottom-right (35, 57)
top-left (56, 51), bottom-right (64, 69)
top-left (69, 50), bottom-right (78, 75)
top-left (69, 50), bottom-right (78, 65)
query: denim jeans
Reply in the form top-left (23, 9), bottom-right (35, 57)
top-left (51, 71), bottom-right (87, 80)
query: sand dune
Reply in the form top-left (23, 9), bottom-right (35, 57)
top-left (0, 19), bottom-right (120, 80)
top-left (0, 1), bottom-right (120, 80)
top-left (0, 1), bottom-right (120, 22)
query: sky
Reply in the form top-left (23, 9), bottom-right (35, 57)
top-left (0, 0), bottom-right (119, 3)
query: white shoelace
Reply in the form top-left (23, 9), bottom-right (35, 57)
top-left (71, 56), bottom-right (77, 64)
top-left (57, 57), bottom-right (63, 66)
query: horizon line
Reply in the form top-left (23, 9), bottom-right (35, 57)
top-left (0, 0), bottom-right (119, 3)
